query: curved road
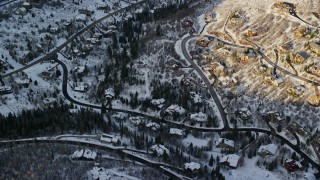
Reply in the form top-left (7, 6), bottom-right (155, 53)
top-left (0, 138), bottom-right (187, 179)
top-left (180, 35), bottom-right (320, 170)
top-left (3, 0), bottom-right (146, 78)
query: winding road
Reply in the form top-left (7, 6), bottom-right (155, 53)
top-left (179, 34), bottom-right (320, 170)
top-left (2, 0), bottom-right (146, 78)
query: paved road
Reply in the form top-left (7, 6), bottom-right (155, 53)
top-left (55, 58), bottom-right (165, 120)
top-left (181, 35), bottom-right (229, 129)
top-left (179, 34), bottom-right (320, 170)
top-left (2, 0), bottom-right (146, 78)
top-left (0, 138), bottom-right (186, 179)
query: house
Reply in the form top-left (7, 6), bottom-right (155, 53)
top-left (291, 52), bottom-right (309, 64)
top-left (287, 85), bottom-right (306, 97)
top-left (165, 105), bottom-right (186, 117)
top-left (210, 62), bottom-right (225, 76)
top-left (76, 14), bottom-right (87, 22)
top-left (150, 98), bottom-right (165, 109)
top-left (104, 88), bottom-right (115, 100)
top-left (307, 62), bottom-right (320, 76)
top-left (184, 162), bottom-right (201, 177)
top-left (264, 76), bottom-right (285, 87)
top-left (181, 77), bottom-right (191, 86)
top-left (236, 108), bottom-right (252, 120)
top-left (190, 112), bottom-right (207, 123)
top-left (73, 82), bottom-right (88, 92)
top-left (294, 28), bottom-right (307, 38)
top-left (43, 98), bottom-right (56, 107)
top-left (257, 144), bottom-right (278, 157)
top-left (216, 138), bottom-right (235, 150)
top-left (169, 128), bottom-right (184, 138)
top-left (40, 70), bottom-right (55, 80)
top-left (129, 116), bottom-right (143, 126)
top-left (307, 94), bottom-right (320, 106)
top-left (100, 133), bottom-right (120, 146)
top-left (245, 29), bottom-right (257, 37)
top-left (309, 42), bottom-right (320, 56)
top-left (146, 122), bottom-right (160, 130)
top-left (71, 149), bottom-right (97, 161)
top-left (0, 85), bottom-right (11, 94)
top-left (220, 154), bottom-right (241, 169)
top-left (196, 38), bottom-right (210, 47)
top-left (182, 20), bottom-right (194, 28)
top-left (112, 112), bottom-right (127, 121)
top-left (16, 7), bottom-right (27, 16)
top-left (22, 2), bottom-right (32, 9)
top-left (150, 144), bottom-right (169, 156)
top-left (284, 159), bottom-right (303, 172)
top-left (78, 9), bottom-right (93, 16)
top-left (90, 167), bottom-right (111, 180)
top-left (262, 111), bottom-right (284, 124)
top-left (74, 66), bottom-right (86, 74)
top-left (15, 78), bottom-right (29, 87)
top-left (239, 53), bottom-right (255, 63)
top-left (190, 92), bottom-right (203, 105)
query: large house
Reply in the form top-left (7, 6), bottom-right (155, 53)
top-left (100, 133), bottom-right (120, 146)
top-left (220, 154), bottom-right (242, 169)
top-left (169, 128), bottom-right (184, 138)
top-left (216, 138), bottom-right (235, 150)
top-left (309, 42), bottom-right (320, 56)
top-left (184, 162), bottom-right (201, 177)
top-left (257, 144), bottom-right (278, 157)
top-left (262, 111), bottom-right (284, 124)
top-left (307, 94), bottom-right (320, 106)
top-left (284, 159), bottom-right (303, 172)
top-left (190, 112), bottom-right (207, 123)
top-left (287, 85), bottom-right (306, 97)
top-left (150, 144), bottom-right (169, 157)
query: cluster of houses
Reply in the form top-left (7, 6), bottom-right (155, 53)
top-left (71, 149), bottom-right (97, 161)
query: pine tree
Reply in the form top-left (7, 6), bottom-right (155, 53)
top-left (209, 155), bottom-right (214, 166)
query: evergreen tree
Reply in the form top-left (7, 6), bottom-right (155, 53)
top-left (209, 154), bottom-right (214, 166)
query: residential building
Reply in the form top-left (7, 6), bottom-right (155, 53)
top-left (245, 29), bottom-right (257, 37)
top-left (190, 112), bottom-right (207, 123)
top-left (284, 159), bottom-right (303, 172)
top-left (100, 133), bottom-right (120, 146)
top-left (307, 94), bottom-right (320, 106)
top-left (220, 154), bottom-right (241, 169)
top-left (216, 138), bottom-right (235, 150)
top-left (184, 162), bottom-right (201, 177)
top-left (309, 42), bottom-right (320, 55)
top-left (196, 38), bottom-right (210, 47)
top-left (169, 128), bottom-right (184, 138)
top-left (287, 85), bottom-right (306, 97)
top-left (150, 144), bottom-right (169, 157)
top-left (257, 144), bottom-right (278, 157)
top-left (71, 149), bottom-right (97, 161)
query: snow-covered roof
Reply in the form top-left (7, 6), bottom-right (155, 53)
top-left (190, 112), bottom-right (207, 122)
top-left (257, 144), bottom-right (278, 155)
top-left (150, 144), bottom-right (169, 156)
top-left (216, 138), bottom-right (235, 148)
top-left (112, 112), bottom-right (128, 120)
top-left (184, 162), bottom-right (201, 171)
top-left (169, 128), bottom-right (184, 136)
top-left (90, 167), bottom-right (111, 180)
top-left (104, 88), bottom-right (115, 99)
top-left (76, 14), bottom-right (87, 21)
top-left (150, 98), bottom-right (165, 108)
top-left (285, 159), bottom-right (302, 168)
top-left (165, 105), bottom-right (186, 115)
top-left (146, 122), bottom-right (160, 130)
top-left (72, 149), bottom-right (97, 160)
top-left (129, 116), bottom-right (143, 125)
top-left (43, 98), bottom-right (56, 104)
top-left (220, 154), bottom-right (240, 168)
top-left (15, 78), bottom-right (29, 85)
top-left (100, 134), bottom-right (119, 144)
top-left (190, 92), bottom-right (203, 104)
